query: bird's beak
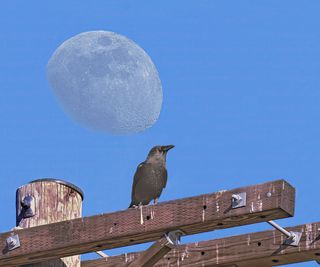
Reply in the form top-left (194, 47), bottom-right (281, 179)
top-left (161, 145), bottom-right (175, 152)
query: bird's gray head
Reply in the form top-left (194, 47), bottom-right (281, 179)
top-left (146, 145), bottom-right (174, 163)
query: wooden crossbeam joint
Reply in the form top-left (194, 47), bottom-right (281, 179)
top-left (129, 230), bottom-right (183, 267)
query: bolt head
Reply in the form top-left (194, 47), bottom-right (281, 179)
top-left (232, 194), bottom-right (241, 202)
top-left (21, 196), bottom-right (33, 208)
top-left (6, 237), bottom-right (17, 248)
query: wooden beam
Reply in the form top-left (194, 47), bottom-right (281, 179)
top-left (128, 236), bottom-right (173, 267)
top-left (0, 180), bottom-right (294, 266)
top-left (82, 221), bottom-right (320, 267)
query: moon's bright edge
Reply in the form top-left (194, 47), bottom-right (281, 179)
top-left (47, 31), bottom-right (163, 134)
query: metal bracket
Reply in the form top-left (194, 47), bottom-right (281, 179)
top-left (6, 234), bottom-right (20, 251)
top-left (21, 195), bottom-right (35, 218)
top-left (165, 230), bottom-right (184, 246)
top-left (283, 231), bottom-right (302, 246)
top-left (267, 220), bottom-right (302, 247)
top-left (231, 192), bottom-right (246, 209)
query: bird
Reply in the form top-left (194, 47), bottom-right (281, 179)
top-left (128, 145), bottom-right (174, 208)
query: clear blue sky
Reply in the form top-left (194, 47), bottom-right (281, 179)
top-left (0, 1), bottom-right (319, 266)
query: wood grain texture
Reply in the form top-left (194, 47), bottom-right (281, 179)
top-left (0, 180), bottom-right (294, 266)
top-left (82, 222), bottom-right (320, 267)
top-left (16, 180), bottom-right (83, 267)
top-left (128, 237), bottom-right (173, 267)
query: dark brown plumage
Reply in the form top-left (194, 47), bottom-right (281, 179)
top-left (128, 145), bottom-right (174, 208)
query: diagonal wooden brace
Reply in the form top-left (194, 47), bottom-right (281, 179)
top-left (129, 230), bottom-right (183, 267)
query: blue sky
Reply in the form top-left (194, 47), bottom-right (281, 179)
top-left (0, 1), bottom-right (319, 266)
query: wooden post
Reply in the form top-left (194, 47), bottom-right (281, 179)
top-left (16, 178), bottom-right (84, 267)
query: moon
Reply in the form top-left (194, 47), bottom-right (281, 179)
top-left (47, 31), bottom-right (162, 134)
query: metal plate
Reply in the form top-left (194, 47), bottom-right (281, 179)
top-left (231, 192), bottom-right (247, 209)
top-left (21, 195), bottom-right (35, 218)
top-left (284, 231), bottom-right (302, 247)
top-left (6, 234), bottom-right (20, 251)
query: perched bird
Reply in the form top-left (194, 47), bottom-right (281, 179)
top-left (129, 145), bottom-right (174, 208)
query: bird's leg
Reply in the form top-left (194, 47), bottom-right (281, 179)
top-left (153, 198), bottom-right (158, 205)
top-left (139, 203), bottom-right (144, 225)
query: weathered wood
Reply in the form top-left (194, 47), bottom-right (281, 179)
top-left (0, 180), bottom-right (295, 266)
top-left (128, 236), bottom-right (175, 267)
top-left (82, 221), bottom-right (320, 267)
top-left (16, 179), bottom-right (83, 267)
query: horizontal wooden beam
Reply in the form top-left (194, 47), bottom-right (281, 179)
top-left (82, 221), bottom-right (320, 267)
top-left (0, 180), bottom-right (295, 266)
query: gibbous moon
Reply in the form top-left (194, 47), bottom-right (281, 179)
top-left (47, 31), bottom-right (163, 134)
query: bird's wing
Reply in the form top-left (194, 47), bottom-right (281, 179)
top-left (162, 168), bottom-right (168, 188)
top-left (131, 162), bottom-right (147, 199)
top-left (131, 163), bottom-right (168, 205)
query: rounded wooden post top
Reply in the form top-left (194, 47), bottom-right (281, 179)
top-left (19, 178), bottom-right (84, 200)
top-left (16, 177), bottom-right (83, 266)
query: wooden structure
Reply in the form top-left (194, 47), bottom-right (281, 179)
top-left (82, 221), bottom-right (320, 266)
top-left (0, 180), bottom-right (294, 266)
top-left (15, 178), bottom-right (83, 267)
top-left (0, 179), bottom-right (318, 266)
